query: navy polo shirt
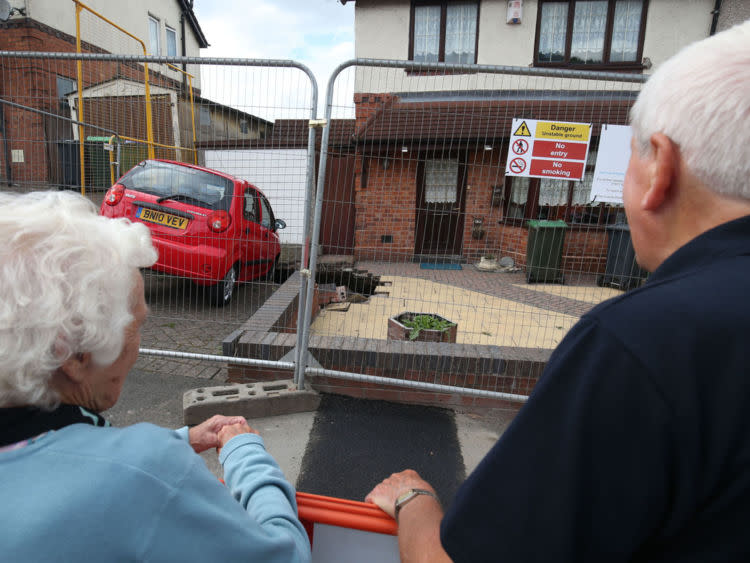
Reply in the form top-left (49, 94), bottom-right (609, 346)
top-left (441, 216), bottom-right (750, 562)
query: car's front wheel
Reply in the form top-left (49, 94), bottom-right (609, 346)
top-left (211, 264), bottom-right (237, 307)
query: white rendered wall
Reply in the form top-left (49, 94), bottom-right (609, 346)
top-left (351, 0), bottom-right (714, 93)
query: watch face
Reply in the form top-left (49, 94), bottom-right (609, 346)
top-left (396, 490), bottom-right (415, 505)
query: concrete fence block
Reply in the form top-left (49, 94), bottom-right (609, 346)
top-left (183, 380), bottom-right (321, 425)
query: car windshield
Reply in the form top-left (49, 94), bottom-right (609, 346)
top-left (122, 161), bottom-right (234, 210)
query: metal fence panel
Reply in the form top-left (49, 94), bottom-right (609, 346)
top-left (302, 59), bottom-right (646, 405)
top-left (0, 49), bottom-right (649, 407)
top-left (0, 51), bottom-right (318, 383)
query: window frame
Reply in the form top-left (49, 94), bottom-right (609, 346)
top-left (244, 187), bottom-right (259, 222)
top-left (533, 0), bottom-right (649, 71)
top-left (165, 25), bottom-right (177, 57)
top-left (148, 15), bottom-right (161, 56)
top-left (259, 193), bottom-right (275, 230)
top-left (199, 105), bottom-right (211, 126)
top-left (408, 0), bottom-right (480, 65)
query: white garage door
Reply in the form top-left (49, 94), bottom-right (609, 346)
top-left (204, 149), bottom-right (309, 245)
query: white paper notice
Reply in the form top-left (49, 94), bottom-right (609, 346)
top-left (590, 124), bottom-right (632, 204)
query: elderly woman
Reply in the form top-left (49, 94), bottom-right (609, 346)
top-left (0, 191), bottom-right (310, 562)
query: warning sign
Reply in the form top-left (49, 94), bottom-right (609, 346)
top-left (535, 121), bottom-right (590, 141)
top-left (513, 121), bottom-right (532, 137)
top-left (505, 118), bottom-right (591, 181)
top-left (509, 157), bottom-right (527, 174)
top-left (511, 139), bottom-right (529, 155)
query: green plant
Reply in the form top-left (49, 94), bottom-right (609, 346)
top-left (400, 314), bottom-right (456, 341)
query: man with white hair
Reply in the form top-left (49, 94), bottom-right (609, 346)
top-left (366, 21), bottom-right (750, 562)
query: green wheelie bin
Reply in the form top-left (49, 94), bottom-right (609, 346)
top-left (525, 219), bottom-right (567, 284)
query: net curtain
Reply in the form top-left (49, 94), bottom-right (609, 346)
top-left (539, 0), bottom-right (642, 63)
top-left (414, 3), bottom-right (477, 63)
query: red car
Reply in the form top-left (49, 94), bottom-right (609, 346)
top-left (100, 159), bottom-right (285, 306)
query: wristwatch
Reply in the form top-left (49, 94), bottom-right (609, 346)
top-left (394, 488), bottom-right (440, 521)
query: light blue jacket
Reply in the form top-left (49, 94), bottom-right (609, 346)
top-left (0, 422), bottom-right (311, 561)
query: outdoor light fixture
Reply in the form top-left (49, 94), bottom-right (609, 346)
top-left (484, 144), bottom-right (493, 151)
top-left (471, 217), bottom-right (486, 240)
top-left (401, 146), bottom-right (408, 153)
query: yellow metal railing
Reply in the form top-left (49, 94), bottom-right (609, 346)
top-left (73, 0), bottom-right (155, 192)
top-left (73, 0), bottom-right (200, 193)
top-left (165, 63), bottom-right (198, 165)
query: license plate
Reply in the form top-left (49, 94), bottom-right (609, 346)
top-left (136, 207), bottom-right (189, 230)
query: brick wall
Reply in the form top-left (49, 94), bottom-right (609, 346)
top-left (226, 271), bottom-right (544, 411)
top-left (230, 362), bottom-right (533, 412)
top-left (354, 154), bottom-right (418, 261)
top-left (353, 93), bottom-right (396, 131)
top-left (461, 147), bottom-right (506, 262)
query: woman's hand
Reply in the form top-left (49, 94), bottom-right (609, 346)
top-left (217, 420), bottom-right (260, 453)
top-left (188, 414), bottom-right (250, 453)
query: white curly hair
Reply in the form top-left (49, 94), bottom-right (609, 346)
top-left (0, 191), bottom-right (157, 408)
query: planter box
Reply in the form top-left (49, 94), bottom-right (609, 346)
top-left (387, 312), bottom-right (457, 343)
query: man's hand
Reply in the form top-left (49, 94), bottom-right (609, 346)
top-left (365, 469), bottom-right (437, 518)
top-left (188, 415), bottom-right (249, 453)
top-left (367, 470), bottom-right (451, 562)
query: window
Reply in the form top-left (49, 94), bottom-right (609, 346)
top-left (425, 159), bottom-right (458, 203)
top-left (56, 76), bottom-right (75, 110)
top-left (56, 76), bottom-right (76, 99)
top-left (410, 1), bottom-right (479, 64)
top-left (259, 194), bottom-right (275, 230)
top-left (123, 161), bottom-right (233, 211)
top-left (166, 26), bottom-right (177, 57)
top-left (199, 106), bottom-right (211, 126)
top-left (502, 148), bottom-right (620, 226)
top-left (244, 189), bottom-right (258, 221)
top-left (535, 0), bottom-right (647, 68)
top-left (148, 16), bottom-right (160, 56)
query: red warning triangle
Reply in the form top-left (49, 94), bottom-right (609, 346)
top-left (514, 121), bottom-right (531, 137)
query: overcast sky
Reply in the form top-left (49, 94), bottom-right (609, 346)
top-left (193, 0), bottom-right (355, 119)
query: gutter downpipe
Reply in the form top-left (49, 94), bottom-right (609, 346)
top-left (0, 103), bottom-right (12, 185)
top-left (710, 0), bottom-right (722, 35)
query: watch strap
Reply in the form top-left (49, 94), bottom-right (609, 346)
top-left (394, 488), bottom-right (440, 521)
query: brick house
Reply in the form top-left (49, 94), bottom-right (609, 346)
top-left (339, 0), bottom-right (748, 271)
top-left (0, 0), bottom-right (208, 188)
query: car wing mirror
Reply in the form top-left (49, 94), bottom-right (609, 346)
top-left (274, 218), bottom-right (287, 231)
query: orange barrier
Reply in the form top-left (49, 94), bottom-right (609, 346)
top-left (296, 492), bottom-right (399, 561)
top-left (218, 481), bottom-right (399, 559)
top-left (296, 491), bottom-right (398, 537)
